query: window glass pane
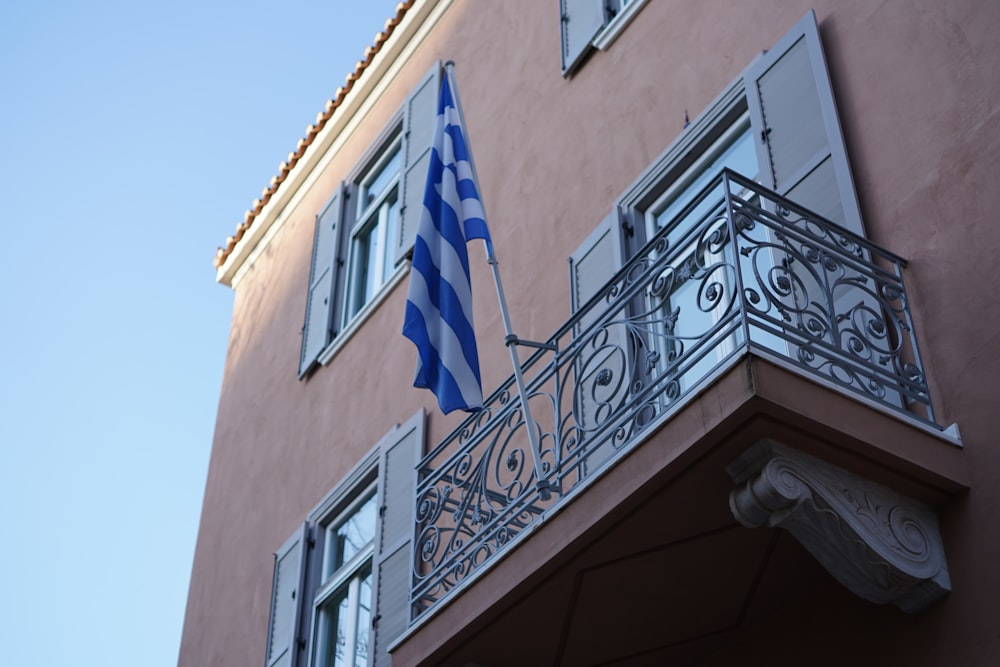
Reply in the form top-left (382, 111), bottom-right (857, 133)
top-left (317, 588), bottom-right (351, 667)
top-left (380, 198), bottom-right (401, 283)
top-left (362, 223), bottom-right (381, 305)
top-left (353, 570), bottom-right (372, 667)
top-left (361, 145), bottom-right (401, 212)
top-left (653, 126), bottom-right (757, 234)
top-left (346, 189), bottom-right (400, 323)
top-left (346, 221), bottom-right (378, 322)
top-left (660, 217), bottom-right (737, 393)
top-left (327, 493), bottom-right (377, 578)
top-left (641, 120), bottom-right (758, 404)
top-left (349, 227), bottom-right (378, 318)
top-left (315, 565), bottom-right (372, 667)
top-left (345, 136), bottom-right (403, 326)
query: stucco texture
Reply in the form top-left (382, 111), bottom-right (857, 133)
top-left (179, 0), bottom-right (1000, 665)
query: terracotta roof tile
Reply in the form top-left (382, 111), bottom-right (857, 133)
top-left (214, 1), bottom-right (417, 269)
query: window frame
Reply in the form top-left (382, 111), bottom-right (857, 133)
top-left (640, 115), bottom-right (763, 389)
top-left (310, 561), bottom-right (373, 667)
top-left (643, 113), bottom-right (756, 240)
top-left (593, 0), bottom-right (650, 52)
top-left (570, 10), bottom-right (873, 428)
top-left (298, 63), bottom-right (441, 378)
top-left (617, 10), bottom-right (864, 248)
top-left (618, 83), bottom-right (750, 254)
top-left (308, 484), bottom-right (378, 667)
top-left (342, 131), bottom-right (404, 328)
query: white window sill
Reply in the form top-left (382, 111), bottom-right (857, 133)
top-left (317, 262), bottom-right (410, 366)
top-left (593, 0), bottom-right (649, 51)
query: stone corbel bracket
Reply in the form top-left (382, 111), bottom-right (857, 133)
top-left (727, 440), bottom-right (951, 613)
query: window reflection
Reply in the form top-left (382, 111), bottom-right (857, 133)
top-left (314, 490), bottom-right (377, 667)
top-left (346, 139), bottom-right (402, 325)
top-left (645, 118), bottom-right (759, 394)
top-left (327, 493), bottom-right (377, 577)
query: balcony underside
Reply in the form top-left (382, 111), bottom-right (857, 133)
top-left (392, 355), bottom-right (967, 667)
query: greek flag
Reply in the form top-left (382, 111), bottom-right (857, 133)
top-left (402, 72), bottom-right (492, 414)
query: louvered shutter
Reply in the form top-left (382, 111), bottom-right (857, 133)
top-left (568, 210), bottom-right (629, 475)
top-left (265, 524), bottom-right (308, 667)
top-left (560, 0), bottom-right (607, 74)
top-left (744, 13), bottom-right (900, 403)
top-left (395, 63), bottom-right (441, 267)
top-left (299, 189), bottom-right (344, 376)
top-left (371, 412), bottom-right (423, 667)
top-left (569, 210), bottom-right (624, 315)
top-left (745, 10), bottom-right (865, 236)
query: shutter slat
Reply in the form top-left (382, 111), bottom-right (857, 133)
top-left (372, 412), bottom-right (423, 666)
top-left (300, 270), bottom-right (333, 373)
top-left (299, 190), bottom-right (343, 376)
top-left (785, 156), bottom-right (844, 226)
top-left (266, 524), bottom-right (308, 667)
top-left (380, 430), bottom-right (416, 553)
top-left (569, 210), bottom-right (624, 322)
top-left (372, 546), bottom-right (409, 667)
top-left (745, 9), bottom-right (865, 236)
top-left (756, 36), bottom-right (824, 189)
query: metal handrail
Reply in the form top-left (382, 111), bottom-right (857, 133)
top-left (409, 169), bottom-right (934, 623)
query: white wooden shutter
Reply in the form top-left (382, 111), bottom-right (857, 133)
top-left (265, 524), bottom-right (308, 667)
top-left (744, 13), bottom-right (901, 403)
top-left (568, 210), bottom-right (628, 474)
top-left (371, 411), bottom-right (423, 667)
top-left (569, 209), bottom-right (625, 316)
top-left (744, 9), bottom-right (865, 236)
top-left (560, 0), bottom-right (607, 74)
top-left (395, 63), bottom-right (441, 267)
top-left (300, 189), bottom-right (343, 376)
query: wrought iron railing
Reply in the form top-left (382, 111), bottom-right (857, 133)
top-left (408, 169), bottom-right (934, 622)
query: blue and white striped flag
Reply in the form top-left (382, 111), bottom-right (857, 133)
top-left (402, 72), bottom-right (492, 414)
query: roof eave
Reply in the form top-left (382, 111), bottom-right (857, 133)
top-left (215, 0), bottom-right (445, 287)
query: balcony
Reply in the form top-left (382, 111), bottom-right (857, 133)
top-left (398, 171), bottom-right (967, 665)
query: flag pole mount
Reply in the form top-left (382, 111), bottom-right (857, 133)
top-left (504, 335), bottom-right (557, 351)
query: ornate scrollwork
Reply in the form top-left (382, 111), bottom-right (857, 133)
top-left (729, 183), bottom-right (928, 408)
top-left (410, 169), bottom-right (935, 622)
top-left (728, 441), bottom-right (951, 613)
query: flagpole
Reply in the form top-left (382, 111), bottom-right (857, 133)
top-left (444, 62), bottom-right (557, 498)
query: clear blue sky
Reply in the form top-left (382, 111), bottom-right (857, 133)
top-left (0, 2), bottom-right (403, 665)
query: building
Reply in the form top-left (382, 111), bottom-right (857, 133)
top-left (178, 1), bottom-right (1000, 665)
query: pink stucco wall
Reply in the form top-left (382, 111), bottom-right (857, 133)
top-left (179, 1), bottom-right (1000, 665)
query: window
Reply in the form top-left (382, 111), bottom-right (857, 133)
top-left (566, 117), bottom-right (761, 473)
top-left (643, 116), bottom-right (760, 395)
top-left (559, 0), bottom-right (650, 74)
top-left (573, 9), bottom-right (864, 300)
top-left (345, 139), bottom-right (403, 324)
top-left (568, 10), bottom-right (870, 436)
top-left (264, 412), bottom-right (423, 667)
top-left (645, 118), bottom-right (758, 241)
top-left (299, 64), bottom-right (441, 377)
top-left (311, 491), bottom-right (377, 667)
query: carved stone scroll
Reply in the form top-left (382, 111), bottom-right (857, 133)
top-left (727, 441), bottom-right (951, 613)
